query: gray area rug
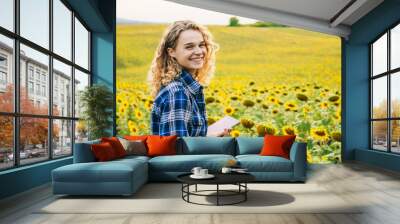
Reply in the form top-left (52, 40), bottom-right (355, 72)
top-left (37, 183), bottom-right (362, 214)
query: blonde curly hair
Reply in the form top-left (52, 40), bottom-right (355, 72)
top-left (147, 20), bottom-right (219, 98)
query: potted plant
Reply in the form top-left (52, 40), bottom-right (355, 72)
top-left (79, 84), bottom-right (114, 140)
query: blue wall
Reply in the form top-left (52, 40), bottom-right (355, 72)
top-left (343, 0), bottom-right (400, 170)
top-left (0, 0), bottom-right (116, 200)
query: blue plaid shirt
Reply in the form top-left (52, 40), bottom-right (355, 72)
top-left (151, 70), bottom-right (207, 136)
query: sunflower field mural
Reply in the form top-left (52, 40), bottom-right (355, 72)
top-left (117, 24), bottom-right (341, 164)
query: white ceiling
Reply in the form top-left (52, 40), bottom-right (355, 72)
top-left (166, 0), bottom-right (384, 38)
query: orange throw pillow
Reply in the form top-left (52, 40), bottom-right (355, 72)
top-left (91, 142), bottom-right (117, 161)
top-left (101, 137), bottom-right (126, 158)
top-left (260, 135), bottom-right (296, 159)
top-left (146, 135), bottom-right (177, 157)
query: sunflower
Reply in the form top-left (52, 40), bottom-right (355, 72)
top-left (243, 99), bottom-right (255, 107)
top-left (240, 118), bottom-right (255, 129)
top-left (256, 124), bottom-right (276, 136)
top-left (320, 102), bottom-right (329, 109)
top-left (284, 101), bottom-right (298, 112)
top-left (118, 106), bottom-right (126, 115)
top-left (135, 110), bottom-right (143, 119)
top-left (230, 130), bottom-right (240, 138)
top-left (268, 96), bottom-right (278, 104)
top-left (282, 125), bottom-right (297, 135)
top-left (224, 106), bottom-right (235, 115)
top-left (272, 109), bottom-right (279, 114)
top-left (129, 125), bottom-right (138, 135)
top-left (331, 131), bottom-right (341, 142)
top-left (310, 127), bottom-right (329, 142)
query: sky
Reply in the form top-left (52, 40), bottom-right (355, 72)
top-left (117, 0), bottom-right (258, 25)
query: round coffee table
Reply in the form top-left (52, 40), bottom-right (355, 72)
top-left (177, 173), bottom-right (255, 206)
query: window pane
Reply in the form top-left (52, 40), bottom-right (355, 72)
top-left (0, 0), bottom-right (14, 31)
top-left (74, 69), bottom-right (89, 118)
top-left (391, 120), bottom-right (400, 153)
top-left (74, 17), bottom-right (89, 70)
top-left (0, 116), bottom-right (13, 170)
top-left (20, 117), bottom-right (49, 165)
top-left (372, 77), bottom-right (387, 119)
top-left (75, 120), bottom-right (88, 142)
top-left (20, 0), bottom-right (49, 49)
top-left (0, 34), bottom-right (14, 112)
top-left (391, 72), bottom-right (400, 118)
top-left (53, 59), bottom-right (72, 117)
top-left (53, 119), bottom-right (72, 158)
top-left (391, 24), bottom-right (400, 70)
top-left (53, 0), bottom-right (72, 60)
top-left (372, 121), bottom-right (388, 151)
top-left (20, 44), bottom-right (49, 115)
top-left (372, 33), bottom-right (387, 76)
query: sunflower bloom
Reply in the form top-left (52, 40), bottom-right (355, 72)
top-left (224, 106), bottom-right (235, 115)
top-left (230, 130), bottom-right (240, 137)
top-left (310, 127), bottom-right (329, 142)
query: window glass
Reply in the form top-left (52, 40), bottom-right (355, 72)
top-left (0, 116), bottom-right (14, 170)
top-left (372, 33), bottom-right (387, 76)
top-left (391, 120), bottom-right (400, 153)
top-left (391, 72), bottom-right (400, 118)
top-left (53, 0), bottom-right (72, 60)
top-left (20, 44), bottom-right (49, 115)
top-left (0, 0), bottom-right (14, 31)
top-left (53, 119), bottom-right (72, 157)
top-left (372, 77), bottom-right (387, 119)
top-left (75, 120), bottom-right (88, 143)
top-left (74, 69), bottom-right (89, 118)
top-left (74, 18), bottom-right (89, 70)
top-left (0, 35), bottom-right (14, 113)
top-left (20, 0), bottom-right (49, 49)
top-left (372, 121), bottom-right (388, 151)
top-left (391, 24), bottom-right (400, 70)
top-left (20, 117), bottom-right (49, 165)
top-left (53, 59), bottom-right (72, 116)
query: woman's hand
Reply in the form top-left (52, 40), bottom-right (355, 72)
top-left (217, 128), bottom-right (231, 137)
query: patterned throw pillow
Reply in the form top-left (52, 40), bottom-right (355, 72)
top-left (119, 138), bottom-right (147, 156)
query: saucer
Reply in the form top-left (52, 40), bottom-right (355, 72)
top-left (190, 174), bottom-right (215, 179)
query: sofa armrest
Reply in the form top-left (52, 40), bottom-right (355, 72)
top-left (289, 142), bottom-right (307, 181)
top-left (73, 140), bottom-right (100, 163)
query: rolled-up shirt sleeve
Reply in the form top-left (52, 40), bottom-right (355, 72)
top-left (158, 89), bottom-right (191, 136)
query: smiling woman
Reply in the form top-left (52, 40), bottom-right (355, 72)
top-left (147, 20), bottom-right (222, 137)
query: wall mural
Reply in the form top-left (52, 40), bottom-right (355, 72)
top-left (116, 16), bottom-right (341, 163)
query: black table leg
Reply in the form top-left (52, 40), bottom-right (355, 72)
top-left (217, 184), bottom-right (219, 206)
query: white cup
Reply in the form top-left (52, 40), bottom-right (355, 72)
top-left (200, 169), bottom-right (208, 176)
top-left (191, 167), bottom-right (202, 176)
top-left (221, 167), bottom-right (232, 174)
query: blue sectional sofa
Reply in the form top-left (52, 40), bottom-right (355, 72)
top-left (52, 137), bottom-right (307, 196)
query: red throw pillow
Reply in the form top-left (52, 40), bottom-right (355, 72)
top-left (101, 137), bottom-right (126, 158)
top-left (146, 135), bottom-right (177, 157)
top-left (91, 142), bottom-right (117, 161)
top-left (260, 135), bottom-right (296, 159)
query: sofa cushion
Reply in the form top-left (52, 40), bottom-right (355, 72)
top-left (91, 142), bottom-right (118, 161)
top-left (260, 135), bottom-right (296, 159)
top-left (52, 159), bottom-right (147, 183)
top-left (101, 137), bottom-right (127, 158)
top-left (236, 155), bottom-right (293, 172)
top-left (148, 154), bottom-right (235, 172)
top-left (178, 137), bottom-right (235, 155)
top-left (236, 137), bottom-right (264, 155)
top-left (119, 138), bottom-right (147, 156)
top-left (147, 135), bottom-right (177, 157)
